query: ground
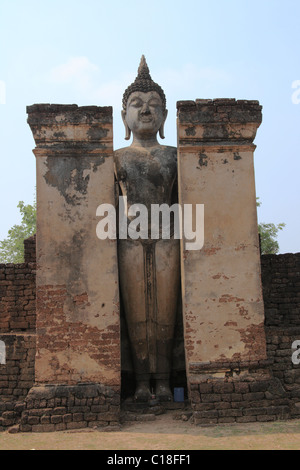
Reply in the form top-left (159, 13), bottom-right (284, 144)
top-left (1, 411), bottom-right (300, 450)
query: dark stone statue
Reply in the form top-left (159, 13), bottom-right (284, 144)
top-left (114, 56), bottom-right (180, 402)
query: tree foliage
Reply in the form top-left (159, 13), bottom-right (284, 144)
top-left (257, 198), bottom-right (285, 255)
top-left (0, 200), bottom-right (36, 263)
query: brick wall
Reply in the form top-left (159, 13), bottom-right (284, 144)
top-left (0, 263), bottom-right (36, 332)
top-left (24, 235), bottom-right (36, 264)
top-left (0, 237), bottom-right (36, 430)
top-left (189, 252), bottom-right (300, 426)
top-left (0, 235), bottom-right (36, 334)
top-left (0, 334), bottom-right (35, 399)
top-left (0, 334), bottom-right (36, 430)
top-left (190, 375), bottom-right (293, 425)
top-left (19, 384), bottom-right (120, 432)
top-left (262, 253), bottom-right (300, 327)
top-left (263, 253), bottom-right (300, 393)
top-left (1, 235), bottom-right (300, 430)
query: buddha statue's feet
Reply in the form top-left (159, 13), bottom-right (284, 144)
top-left (156, 381), bottom-right (173, 402)
top-left (134, 383), bottom-right (152, 403)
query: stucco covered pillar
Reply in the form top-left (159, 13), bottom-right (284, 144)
top-left (24, 105), bottom-right (120, 431)
top-left (177, 99), bottom-right (268, 408)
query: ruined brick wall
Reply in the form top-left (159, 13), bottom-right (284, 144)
top-left (24, 234), bottom-right (36, 264)
top-left (0, 334), bottom-right (36, 430)
top-left (190, 252), bottom-right (300, 426)
top-left (190, 376), bottom-right (293, 425)
top-left (266, 327), bottom-right (300, 388)
top-left (263, 253), bottom-right (300, 390)
top-left (0, 238), bottom-right (36, 430)
top-left (0, 334), bottom-right (35, 400)
top-left (19, 383), bottom-right (120, 432)
top-left (1, 237), bottom-right (300, 429)
top-left (0, 262), bottom-right (36, 332)
top-left (262, 253), bottom-right (300, 327)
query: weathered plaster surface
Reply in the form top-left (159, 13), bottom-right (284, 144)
top-left (177, 99), bottom-right (266, 374)
top-left (27, 105), bottom-right (120, 386)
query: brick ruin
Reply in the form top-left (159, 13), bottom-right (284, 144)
top-left (0, 235), bottom-right (300, 430)
top-left (190, 252), bottom-right (300, 425)
top-left (0, 99), bottom-right (299, 432)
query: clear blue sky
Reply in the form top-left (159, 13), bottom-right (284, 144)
top-left (0, 0), bottom-right (299, 253)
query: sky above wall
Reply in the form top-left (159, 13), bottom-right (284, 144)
top-left (0, 0), bottom-right (299, 254)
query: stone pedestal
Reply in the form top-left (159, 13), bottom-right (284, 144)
top-left (25, 104), bottom-right (120, 431)
top-left (177, 99), bottom-right (269, 422)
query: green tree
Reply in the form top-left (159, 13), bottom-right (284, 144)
top-left (0, 200), bottom-right (36, 263)
top-left (257, 198), bottom-right (285, 255)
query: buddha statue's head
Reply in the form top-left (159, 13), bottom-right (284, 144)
top-left (122, 56), bottom-right (168, 142)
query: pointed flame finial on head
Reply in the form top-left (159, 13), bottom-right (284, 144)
top-left (138, 55), bottom-right (150, 77)
top-left (122, 55), bottom-right (166, 111)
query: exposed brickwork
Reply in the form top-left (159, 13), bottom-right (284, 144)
top-left (1, 238), bottom-right (300, 430)
top-left (0, 334), bottom-right (35, 431)
top-left (24, 234), bottom-right (36, 264)
top-left (0, 236), bottom-right (37, 430)
top-left (0, 262), bottom-right (36, 332)
top-left (266, 327), bottom-right (300, 387)
top-left (35, 284), bottom-right (120, 385)
top-left (262, 253), bottom-right (300, 327)
top-left (188, 252), bottom-right (300, 425)
top-left (262, 253), bottom-right (300, 393)
top-left (0, 334), bottom-right (35, 400)
top-left (20, 384), bottom-right (120, 432)
top-left (176, 98), bottom-right (262, 142)
top-left (189, 375), bottom-right (298, 425)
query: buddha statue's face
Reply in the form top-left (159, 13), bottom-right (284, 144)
top-left (122, 91), bottom-right (167, 141)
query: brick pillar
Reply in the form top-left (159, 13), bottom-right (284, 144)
top-left (24, 105), bottom-right (120, 431)
top-left (177, 99), bottom-right (270, 422)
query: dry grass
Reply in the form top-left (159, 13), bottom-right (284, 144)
top-left (1, 414), bottom-right (300, 450)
